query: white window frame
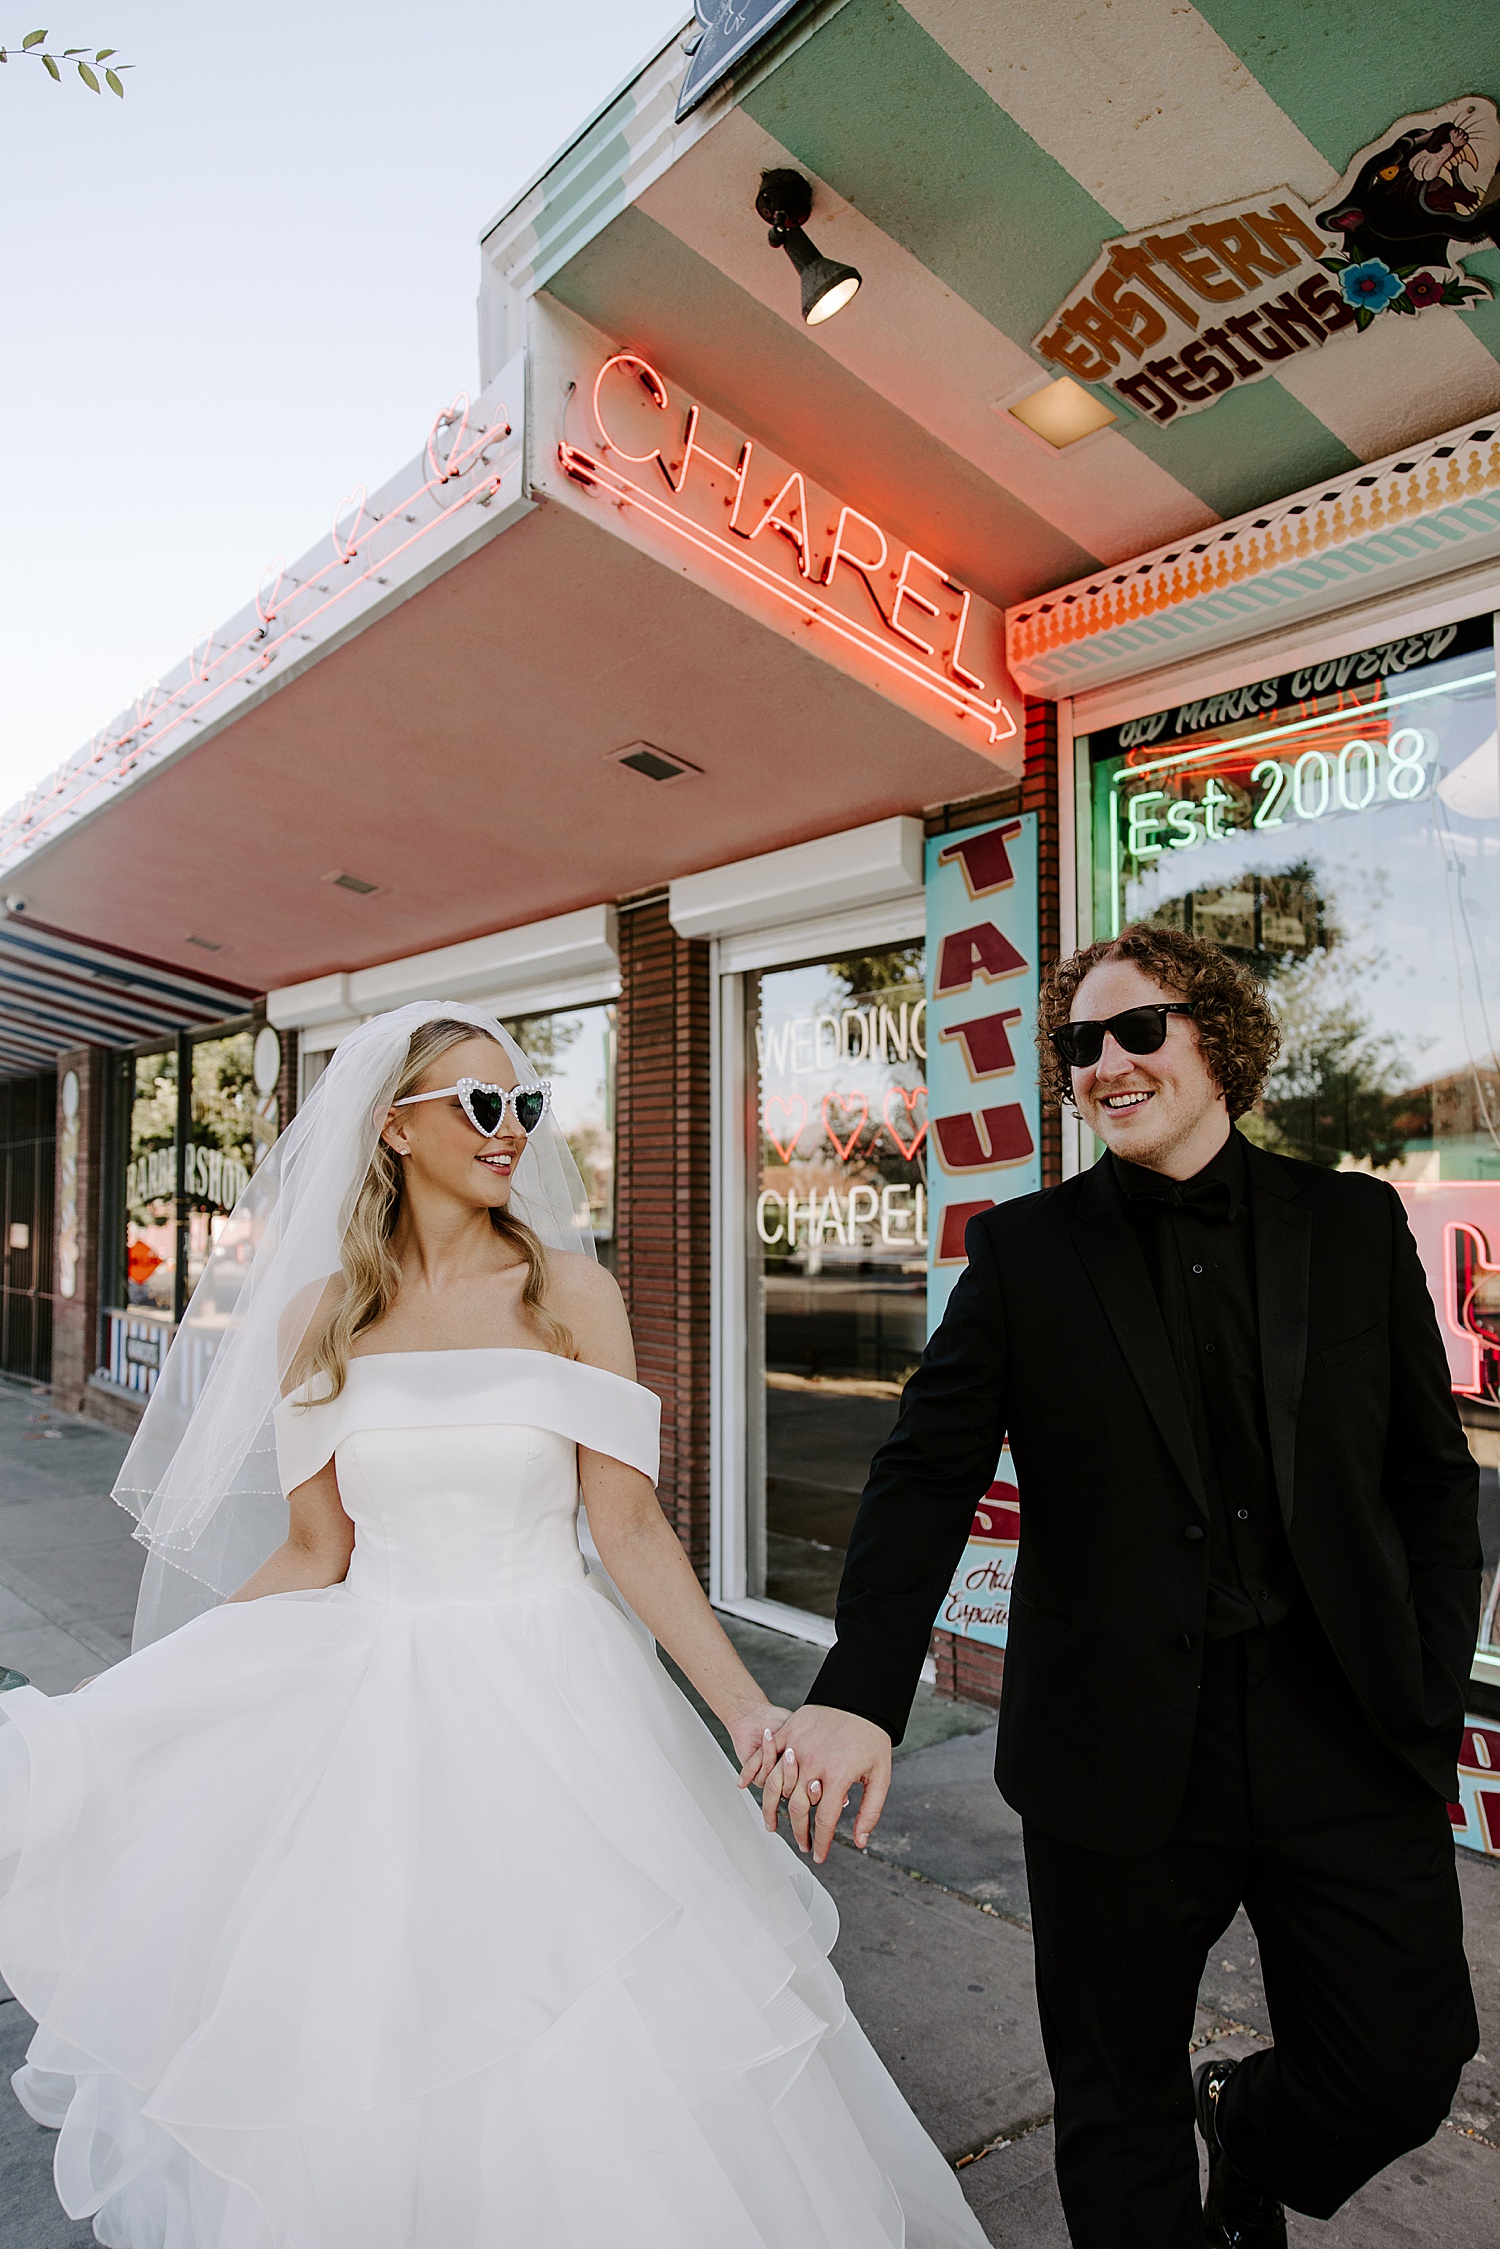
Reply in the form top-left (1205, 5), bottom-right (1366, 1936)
top-left (708, 893), bottom-right (927, 1652)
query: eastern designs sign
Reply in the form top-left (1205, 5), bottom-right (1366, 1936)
top-left (1036, 98), bottom-right (1498, 425)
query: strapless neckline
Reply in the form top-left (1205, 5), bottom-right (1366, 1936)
top-left (274, 1344), bottom-right (662, 1494)
top-left (345, 1347), bottom-right (650, 1393)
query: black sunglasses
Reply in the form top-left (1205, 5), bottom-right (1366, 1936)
top-left (1050, 1004), bottom-right (1194, 1071)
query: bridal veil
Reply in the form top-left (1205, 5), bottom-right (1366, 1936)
top-left (111, 1002), bottom-right (598, 1646)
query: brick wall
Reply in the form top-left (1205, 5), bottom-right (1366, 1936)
top-left (613, 895), bottom-right (713, 1583)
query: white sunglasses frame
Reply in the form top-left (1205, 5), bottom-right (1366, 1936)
top-left (394, 1075), bottom-right (553, 1139)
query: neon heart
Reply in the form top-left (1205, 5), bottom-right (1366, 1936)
top-left (763, 1096), bottom-right (807, 1164)
top-left (883, 1084), bottom-right (928, 1160)
top-left (821, 1092), bottom-right (869, 1163)
top-left (188, 626), bottom-right (218, 685)
top-left (426, 393), bottom-right (473, 486)
top-left (332, 485), bottom-right (366, 565)
top-left (255, 557), bottom-right (286, 627)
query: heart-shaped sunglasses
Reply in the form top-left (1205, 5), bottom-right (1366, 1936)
top-left (395, 1076), bottom-right (553, 1139)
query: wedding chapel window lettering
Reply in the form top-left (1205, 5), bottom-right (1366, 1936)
top-left (1089, 617), bottom-right (1500, 1665)
top-left (751, 948), bottom-right (928, 1619)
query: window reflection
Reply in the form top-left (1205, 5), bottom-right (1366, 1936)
top-left (1088, 621), bottom-right (1500, 1659)
top-left (124, 1050), bottom-right (176, 1312)
top-left (504, 1005), bottom-right (617, 1262)
top-left (185, 1032), bottom-right (255, 1297)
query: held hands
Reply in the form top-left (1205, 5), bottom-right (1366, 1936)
top-left (756, 1706), bottom-right (893, 1864)
top-left (729, 1703), bottom-right (794, 1788)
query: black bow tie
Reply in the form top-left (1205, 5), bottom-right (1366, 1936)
top-left (1130, 1172), bottom-right (1236, 1222)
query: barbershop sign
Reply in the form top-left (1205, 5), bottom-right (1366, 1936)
top-left (127, 1141), bottom-right (250, 1217)
top-left (1036, 97), bottom-right (1497, 424)
top-left (538, 308), bottom-right (1020, 760)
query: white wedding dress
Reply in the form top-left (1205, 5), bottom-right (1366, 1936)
top-left (0, 1349), bottom-right (988, 2249)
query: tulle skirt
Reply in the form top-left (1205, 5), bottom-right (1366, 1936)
top-left (0, 1571), bottom-right (987, 2247)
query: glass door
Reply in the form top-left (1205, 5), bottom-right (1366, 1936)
top-left (747, 945), bottom-right (927, 1618)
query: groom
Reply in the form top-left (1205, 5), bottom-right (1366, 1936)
top-left (766, 924), bottom-right (1481, 2247)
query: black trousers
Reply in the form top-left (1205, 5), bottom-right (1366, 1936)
top-left (1023, 1611), bottom-right (1478, 2247)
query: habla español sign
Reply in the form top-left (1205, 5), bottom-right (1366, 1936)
top-left (926, 814), bottom-right (1041, 1648)
top-left (1035, 97), bottom-right (1497, 425)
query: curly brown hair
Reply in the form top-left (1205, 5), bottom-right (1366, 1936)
top-left (1036, 925), bottom-right (1281, 1120)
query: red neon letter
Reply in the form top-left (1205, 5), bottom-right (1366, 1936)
top-left (934, 1106), bottom-right (1035, 1171)
top-left (936, 1198), bottom-right (994, 1264)
top-left (937, 820), bottom-right (1022, 899)
top-left (664, 404), bottom-right (755, 526)
top-left (822, 505), bottom-right (889, 615)
top-left (941, 1009), bottom-right (1024, 1079)
top-left (936, 922), bottom-right (1027, 996)
top-left (740, 470), bottom-right (812, 576)
top-left (890, 548), bottom-right (946, 656)
top-left (946, 580), bottom-right (988, 693)
top-left (592, 353), bottom-right (671, 464)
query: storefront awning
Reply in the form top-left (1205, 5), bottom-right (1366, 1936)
top-left (0, 914), bottom-right (254, 1079)
top-left (0, 329), bottom-right (1017, 997)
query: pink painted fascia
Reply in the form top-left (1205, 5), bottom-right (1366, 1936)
top-left (19, 503), bottom-right (1006, 990)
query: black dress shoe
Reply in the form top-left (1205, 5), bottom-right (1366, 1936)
top-left (1194, 2057), bottom-right (1289, 2247)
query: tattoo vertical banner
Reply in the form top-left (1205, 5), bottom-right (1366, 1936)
top-left (925, 813), bottom-right (1041, 1650)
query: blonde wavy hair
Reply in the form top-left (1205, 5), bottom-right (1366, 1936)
top-left (302, 1017), bottom-right (570, 1399)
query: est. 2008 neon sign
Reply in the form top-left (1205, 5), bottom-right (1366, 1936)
top-left (557, 353), bottom-right (1017, 756)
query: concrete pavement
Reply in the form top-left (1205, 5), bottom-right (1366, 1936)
top-left (0, 1371), bottom-right (1497, 2244)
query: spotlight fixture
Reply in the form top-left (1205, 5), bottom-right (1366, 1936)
top-left (755, 169), bottom-right (861, 327)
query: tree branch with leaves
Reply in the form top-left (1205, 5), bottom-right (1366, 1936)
top-left (1, 27), bottom-right (129, 94)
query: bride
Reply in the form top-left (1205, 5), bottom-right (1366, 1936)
top-left (0, 1003), bottom-right (988, 2249)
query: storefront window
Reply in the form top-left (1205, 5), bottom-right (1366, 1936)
top-left (505, 1004), bottom-right (617, 1257)
top-left (1086, 613), bottom-right (1499, 1663)
top-left (124, 1049), bottom-right (177, 1313)
top-left (749, 946), bottom-right (928, 1617)
top-left (114, 1017), bottom-right (260, 1359)
top-left (184, 1030), bottom-right (256, 1299)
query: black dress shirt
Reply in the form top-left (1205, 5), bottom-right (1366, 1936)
top-left (1112, 1129), bottom-right (1304, 1637)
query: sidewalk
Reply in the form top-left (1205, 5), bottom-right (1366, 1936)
top-left (0, 1373), bottom-right (1496, 2243)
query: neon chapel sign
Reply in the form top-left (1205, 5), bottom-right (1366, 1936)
top-left (559, 355), bottom-right (1017, 752)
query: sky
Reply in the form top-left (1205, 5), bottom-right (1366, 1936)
top-left (0, 0), bottom-right (688, 812)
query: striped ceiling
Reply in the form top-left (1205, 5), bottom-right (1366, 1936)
top-left (484, 0), bottom-right (1500, 597)
top-left (0, 916), bottom-right (254, 1080)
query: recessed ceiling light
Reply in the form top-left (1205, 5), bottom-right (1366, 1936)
top-left (323, 870), bottom-right (380, 894)
top-left (608, 742), bottom-right (701, 784)
top-left (1006, 377), bottom-right (1117, 449)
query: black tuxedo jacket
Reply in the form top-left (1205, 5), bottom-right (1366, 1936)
top-left (809, 1140), bottom-right (1482, 1854)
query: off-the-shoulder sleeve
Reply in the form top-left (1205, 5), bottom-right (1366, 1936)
top-left (273, 1352), bottom-right (661, 1496)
